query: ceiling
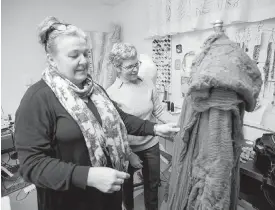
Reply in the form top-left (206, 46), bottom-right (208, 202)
top-left (98, 0), bottom-right (126, 6)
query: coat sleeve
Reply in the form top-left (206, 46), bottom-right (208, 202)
top-left (14, 89), bottom-right (89, 191)
top-left (100, 84), bottom-right (156, 136)
top-left (114, 101), bottom-right (156, 136)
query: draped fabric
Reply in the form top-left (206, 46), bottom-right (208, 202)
top-left (168, 89), bottom-right (244, 210)
top-left (148, 0), bottom-right (275, 37)
top-left (99, 24), bottom-right (121, 89)
top-left (167, 33), bottom-right (262, 210)
top-left (86, 24), bottom-right (121, 89)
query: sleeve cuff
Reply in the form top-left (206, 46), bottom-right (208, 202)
top-left (71, 166), bottom-right (90, 189)
top-left (147, 121), bottom-right (157, 136)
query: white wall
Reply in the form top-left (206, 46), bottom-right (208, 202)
top-left (111, 0), bottom-right (152, 57)
top-left (1, 0), bottom-right (113, 116)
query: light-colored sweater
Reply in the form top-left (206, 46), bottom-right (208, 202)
top-left (107, 77), bottom-right (172, 152)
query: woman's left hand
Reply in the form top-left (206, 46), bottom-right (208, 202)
top-left (129, 153), bottom-right (143, 169)
top-left (154, 123), bottom-right (180, 138)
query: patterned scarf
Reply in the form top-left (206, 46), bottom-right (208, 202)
top-left (42, 67), bottom-right (131, 172)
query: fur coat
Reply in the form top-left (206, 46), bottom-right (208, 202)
top-left (167, 33), bottom-right (262, 210)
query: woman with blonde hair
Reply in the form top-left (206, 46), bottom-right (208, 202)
top-left (14, 17), bottom-right (179, 210)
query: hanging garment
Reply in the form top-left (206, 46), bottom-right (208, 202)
top-left (263, 42), bottom-right (273, 87)
top-left (99, 24), bottom-right (121, 89)
top-left (271, 50), bottom-right (275, 79)
top-left (167, 33), bottom-right (262, 210)
top-left (87, 24), bottom-right (121, 89)
top-left (253, 44), bottom-right (261, 61)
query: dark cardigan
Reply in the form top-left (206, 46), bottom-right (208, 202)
top-left (14, 79), bottom-right (155, 210)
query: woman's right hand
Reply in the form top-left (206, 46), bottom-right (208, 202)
top-left (87, 167), bottom-right (130, 193)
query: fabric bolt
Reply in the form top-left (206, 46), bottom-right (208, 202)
top-left (167, 33), bottom-right (262, 210)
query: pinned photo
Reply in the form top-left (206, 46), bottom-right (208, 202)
top-left (176, 44), bottom-right (182, 53)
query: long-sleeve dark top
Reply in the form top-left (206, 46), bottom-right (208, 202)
top-left (14, 79), bottom-right (155, 210)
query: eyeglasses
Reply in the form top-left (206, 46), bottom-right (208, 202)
top-left (44, 23), bottom-right (72, 45)
top-left (121, 61), bottom-right (142, 71)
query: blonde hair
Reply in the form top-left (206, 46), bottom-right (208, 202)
top-left (109, 43), bottom-right (137, 68)
top-left (38, 16), bottom-right (87, 54)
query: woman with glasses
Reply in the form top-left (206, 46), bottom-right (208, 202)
top-left (107, 43), bottom-right (174, 210)
top-left (14, 17), bottom-right (179, 210)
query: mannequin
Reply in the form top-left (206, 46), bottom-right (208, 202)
top-left (138, 54), bottom-right (157, 85)
top-left (167, 20), bottom-right (262, 210)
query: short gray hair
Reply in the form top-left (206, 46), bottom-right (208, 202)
top-left (109, 43), bottom-right (137, 67)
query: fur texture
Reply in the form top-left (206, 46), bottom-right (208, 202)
top-left (167, 34), bottom-right (262, 210)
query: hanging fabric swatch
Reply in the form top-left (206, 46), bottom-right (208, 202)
top-left (253, 45), bottom-right (261, 61)
top-left (85, 32), bottom-right (94, 75)
top-left (87, 32), bottom-right (106, 83)
top-left (241, 42), bottom-right (245, 51)
top-left (99, 24), bottom-right (121, 89)
top-left (86, 25), bottom-right (121, 88)
top-left (271, 50), bottom-right (275, 79)
top-left (253, 29), bottom-right (262, 61)
top-left (263, 42), bottom-right (272, 87)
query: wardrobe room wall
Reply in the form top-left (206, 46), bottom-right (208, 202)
top-left (111, 1), bottom-right (275, 140)
top-left (171, 18), bottom-right (275, 140)
top-left (110, 0), bottom-right (152, 58)
top-left (1, 0), bottom-right (113, 116)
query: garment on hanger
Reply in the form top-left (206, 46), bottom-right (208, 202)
top-left (88, 24), bottom-right (121, 89)
top-left (263, 42), bottom-right (272, 86)
top-left (271, 50), bottom-right (275, 79)
top-left (253, 44), bottom-right (261, 61)
top-left (167, 33), bottom-right (262, 210)
top-left (99, 24), bottom-right (121, 89)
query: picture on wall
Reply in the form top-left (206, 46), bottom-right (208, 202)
top-left (176, 44), bottom-right (182, 53)
top-left (175, 59), bottom-right (181, 70)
